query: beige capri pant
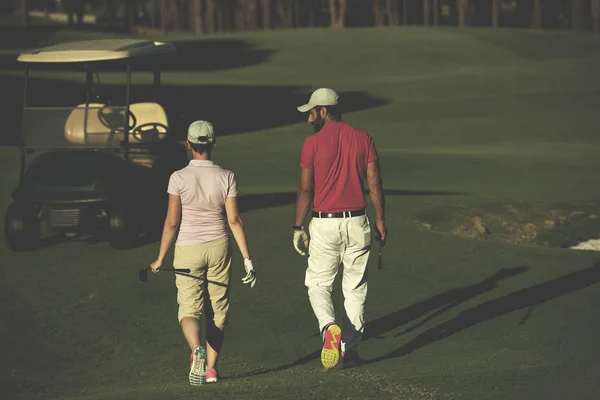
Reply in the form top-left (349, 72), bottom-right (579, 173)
top-left (173, 236), bottom-right (232, 330)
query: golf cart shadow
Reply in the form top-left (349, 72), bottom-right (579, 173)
top-left (1, 76), bottom-right (391, 146)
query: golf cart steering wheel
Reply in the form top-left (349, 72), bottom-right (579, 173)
top-left (132, 122), bottom-right (169, 143)
top-left (97, 105), bottom-right (137, 133)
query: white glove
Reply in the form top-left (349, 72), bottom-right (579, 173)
top-left (293, 228), bottom-right (309, 257)
top-left (242, 257), bottom-right (257, 288)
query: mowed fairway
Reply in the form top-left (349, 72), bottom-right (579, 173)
top-left (1, 24), bottom-right (600, 400)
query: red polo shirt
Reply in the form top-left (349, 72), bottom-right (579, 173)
top-left (300, 121), bottom-right (378, 213)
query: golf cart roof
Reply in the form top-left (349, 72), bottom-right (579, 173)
top-left (17, 39), bottom-right (176, 63)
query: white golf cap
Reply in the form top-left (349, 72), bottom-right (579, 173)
top-left (187, 120), bottom-right (215, 144)
top-left (297, 88), bottom-right (339, 113)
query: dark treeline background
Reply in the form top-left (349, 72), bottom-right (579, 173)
top-left (15, 1), bottom-right (600, 33)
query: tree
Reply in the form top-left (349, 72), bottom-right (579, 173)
top-left (423, 0), bottom-right (431, 25)
top-left (592, 0), bottom-right (600, 33)
top-left (531, 0), bottom-right (542, 28)
top-left (570, 0), bottom-right (585, 31)
top-left (20, 0), bottom-right (29, 26)
top-left (261, 0), bottom-right (272, 29)
top-left (456, 0), bottom-right (469, 26)
top-left (492, 0), bottom-right (499, 27)
top-left (329, 0), bottom-right (347, 28)
top-left (433, 0), bottom-right (440, 25)
top-left (385, 0), bottom-right (399, 25)
top-left (244, 0), bottom-right (259, 30)
top-left (276, 0), bottom-right (294, 28)
top-left (373, 0), bottom-right (385, 26)
top-left (190, 0), bottom-right (203, 34)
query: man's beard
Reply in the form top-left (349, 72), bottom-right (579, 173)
top-left (311, 116), bottom-right (325, 133)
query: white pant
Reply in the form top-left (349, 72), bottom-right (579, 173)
top-left (305, 214), bottom-right (372, 353)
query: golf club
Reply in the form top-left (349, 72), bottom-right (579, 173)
top-left (375, 229), bottom-right (385, 270)
top-left (138, 267), bottom-right (191, 282)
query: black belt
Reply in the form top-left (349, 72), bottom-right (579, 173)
top-left (312, 209), bottom-right (366, 218)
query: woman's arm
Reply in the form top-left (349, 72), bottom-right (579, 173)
top-left (150, 194), bottom-right (182, 272)
top-left (225, 196), bottom-right (250, 259)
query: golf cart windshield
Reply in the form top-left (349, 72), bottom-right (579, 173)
top-left (18, 39), bottom-right (175, 150)
top-left (21, 103), bottom-right (168, 148)
top-left (22, 105), bottom-right (128, 148)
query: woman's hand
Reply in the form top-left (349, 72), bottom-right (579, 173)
top-left (150, 259), bottom-right (163, 273)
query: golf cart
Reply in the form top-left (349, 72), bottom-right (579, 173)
top-left (5, 39), bottom-right (188, 251)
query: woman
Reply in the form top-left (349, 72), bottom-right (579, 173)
top-left (150, 120), bottom-right (257, 386)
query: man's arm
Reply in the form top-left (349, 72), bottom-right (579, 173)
top-left (294, 168), bottom-right (314, 227)
top-left (367, 160), bottom-right (387, 241)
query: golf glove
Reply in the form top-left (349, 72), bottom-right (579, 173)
top-left (293, 228), bottom-right (309, 257)
top-left (242, 257), bottom-right (257, 288)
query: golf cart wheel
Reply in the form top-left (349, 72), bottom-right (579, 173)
top-left (5, 203), bottom-right (40, 252)
top-left (108, 206), bottom-right (139, 250)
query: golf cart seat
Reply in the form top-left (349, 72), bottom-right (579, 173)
top-left (64, 102), bottom-right (169, 146)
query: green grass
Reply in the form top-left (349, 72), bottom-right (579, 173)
top-left (2, 23), bottom-right (600, 399)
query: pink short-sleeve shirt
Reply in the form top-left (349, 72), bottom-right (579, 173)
top-left (167, 160), bottom-right (237, 246)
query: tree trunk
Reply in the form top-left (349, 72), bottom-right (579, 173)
top-left (171, 0), bottom-right (182, 31)
top-left (571, 0), bottom-right (585, 31)
top-left (21, 0), bottom-right (30, 26)
top-left (329, 0), bottom-right (339, 28)
top-left (294, 0), bottom-right (300, 27)
top-left (492, 0), bottom-right (499, 27)
top-left (245, 0), bottom-right (259, 30)
top-left (456, 0), bottom-right (469, 26)
top-left (235, 0), bottom-right (245, 31)
top-left (531, 0), bottom-right (542, 29)
top-left (591, 0), bottom-right (600, 33)
top-left (423, 0), bottom-right (431, 26)
top-left (190, 0), bottom-right (202, 34)
top-left (433, 0), bottom-right (439, 25)
top-left (285, 0), bottom-right (294, 27)
top-left (337, 0), bottom-right (347, 28)
top-left (160, 0), bottom-right (168, 32)
top-left (385, 0), bottom-right (399, 25)
top-left (373, 0), bottom-right (384, 26)
top-left (127, 0), bottom-right (138, 32)
top-left (261, 0), bottom-right (271, 29)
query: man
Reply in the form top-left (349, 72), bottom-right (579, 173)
top-left (150, 120), bottom-right (257, 386)
top-left (293, 88), bottom-right (387, 369)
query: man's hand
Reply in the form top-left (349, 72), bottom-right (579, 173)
top-left (150, 259), bottom-right (163, 273)
top-left (375, 220), bottom-right (387, 243)
top-left (242, 258), bottom-right (257, 288)
top-left (293, 228), bottom-right (309, 256)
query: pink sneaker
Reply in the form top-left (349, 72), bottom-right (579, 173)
top-left (205, 368), bottom-right (219, 383)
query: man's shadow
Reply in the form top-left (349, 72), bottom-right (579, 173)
top-left (367, 261), bottom-right (600, 365)
top-left (225, 266), bottom-right (528, 380)
top-left (363, 266), bottom-right (528, 340)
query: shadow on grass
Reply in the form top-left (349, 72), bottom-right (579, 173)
top-left (367, 261), bottom-right (600, 365)
top-left (227, 262), bottom-right (600, 377)
top-left (0, 75), bottom-right (390, 145)
top-left (9, 186), bottom-right (467, 252)
top-left (224, 266), bottom-right (527, 379)
top-left (363, 266), bottom-right (528, 340)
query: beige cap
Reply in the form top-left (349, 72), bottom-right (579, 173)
top-left (297, 88), bottom-right (339, 113)
top-left (187, 120), bottom-right (215, 144)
